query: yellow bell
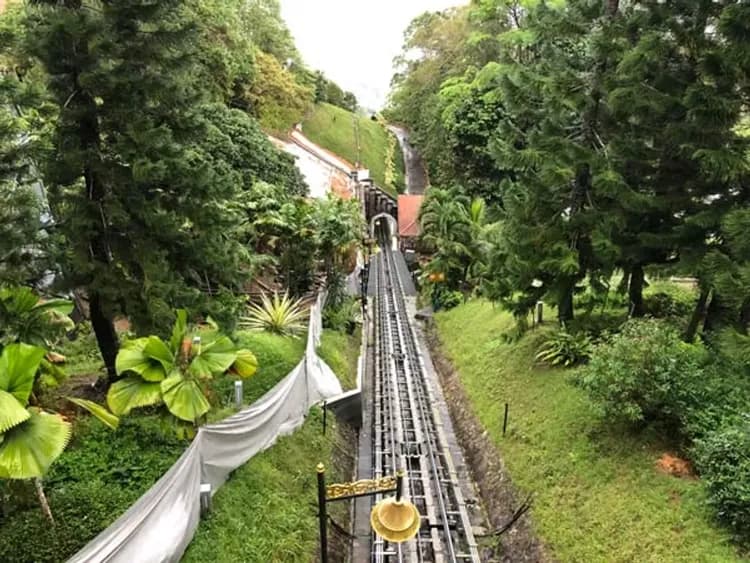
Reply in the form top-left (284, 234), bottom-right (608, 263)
top-left (370, 497), bottom-right (421, 543)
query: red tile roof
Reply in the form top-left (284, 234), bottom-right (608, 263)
top-left (398, 195), bottom-right (424, 238)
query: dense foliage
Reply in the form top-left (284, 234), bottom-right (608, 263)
top-left (397, 0), bottom-right (750, 545)
top-left (576, 320), bottom-right (705, 428)
top-left (395, 0), bottom-right (750, 331)
top-left (0, 0), bottom-right (362, 377)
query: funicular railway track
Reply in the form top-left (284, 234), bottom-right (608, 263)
top-left (369, 233), bottom-right (480, 563)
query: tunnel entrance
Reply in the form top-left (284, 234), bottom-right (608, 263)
top-left (370, 212), bottom-right (398, 250)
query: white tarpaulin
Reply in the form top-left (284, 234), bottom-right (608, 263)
top-left (68, 293), bottom-right (343, 563)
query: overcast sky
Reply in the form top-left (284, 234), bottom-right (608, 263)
top-left (279, 0), bottom-right (466, 111)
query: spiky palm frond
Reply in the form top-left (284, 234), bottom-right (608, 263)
top-left (240, 292), bottom-right (309, 337)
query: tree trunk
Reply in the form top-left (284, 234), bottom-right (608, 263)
top-left (34, 478), bottom-right (55, 526)
top-left (90, 291), bottom-right (118, 379)
top-left (558, 280), bottom-right (575, 325)
top-left (76, 74), bottom-right (119, 379)
top-left (617, 268), bottom-right (630, 296)
top-left (703, 291), bottom-right (724, 334)
top-left (740, 300), bottom-right (750, 334)
top-left (684, 286), bottom-right (710, 343)
top-left (628, 264), bottom-right (645, 317)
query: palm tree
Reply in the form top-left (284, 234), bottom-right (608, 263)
top-left (0, 343), bottom-right (72, 523)
top-left (419, 187), bottom-right (486, 291)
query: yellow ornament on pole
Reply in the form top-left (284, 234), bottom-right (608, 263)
top-left (369, 469), bottom-right (421, 544)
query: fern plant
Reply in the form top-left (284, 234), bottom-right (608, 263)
top-left (536, 330), bottom-right (593, 367)
top-left (241, 292), bottom-right (309, 337)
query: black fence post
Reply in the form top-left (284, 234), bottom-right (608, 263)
top-left (503, 403), bottom-right (509, 437)
top-left (323, 401), bottom-right (328, 435)
top-left (317, 463), bottom-right (328, 563)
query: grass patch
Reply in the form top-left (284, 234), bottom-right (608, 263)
top-left (182, 408), bottom-right (337, 563)
top-left (301, 103), bottom-right (405, 194)
top-left (318, 327), bottom-right (361, 391)
top-left (56, 322), bottom-right (106, 377)
top-left (0, 415), bottom-right (186, 563)
top-left (184, 328), bottom-right (359, 562)
top-left (209, 331), bottom-right (306, 418)
top-left (435, 300), bottom-right (744, 562)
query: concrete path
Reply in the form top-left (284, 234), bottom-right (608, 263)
top-left (389, 125), bottom-right (429, 195)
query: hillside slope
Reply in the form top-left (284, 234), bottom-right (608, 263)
top-left (435, 300), bottom-right (743, 563)
top-left (301, 103), bottom-right (405, 195)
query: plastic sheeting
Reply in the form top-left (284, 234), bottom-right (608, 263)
top-left (68, 293), bottom-right (343, 563)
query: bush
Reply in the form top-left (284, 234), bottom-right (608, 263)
top-left (323, 297), bottom-right (357, 333)
top-left (536, 330), bottom-right (593, 367)
top-left (643, 281), bottom-right (696, 319)
top-left (241, 293), bottom-right (308, 337)
top-left (693, 419), bottom-right (750, 543)
top-left (575, 319), bottom-right (705, 428)
top-left (431, 288), bottom-right (464, 311)
top-left (0, 416), bottom-right (186, 562)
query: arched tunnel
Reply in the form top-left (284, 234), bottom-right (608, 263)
top-left (371, 212), bottom-right (398, 250)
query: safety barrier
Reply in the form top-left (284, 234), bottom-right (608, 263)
top-left (68, 293), bottom-right (343, 563)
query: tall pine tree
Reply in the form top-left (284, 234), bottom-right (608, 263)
top-left (21, 0), bottom-right (304, 377)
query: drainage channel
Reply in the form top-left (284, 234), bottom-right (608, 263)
top-left (367, 240), bottom-right (480, 563)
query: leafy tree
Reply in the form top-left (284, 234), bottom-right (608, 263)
top-left (314, 195), bottom-right (363, 278)
top-left (419, 187), bottom-right (485, 292)
top-left (240, 0), bottom-right (301, 66)
top-left (19, 0), bottom-right (306, 379)
top-left (698, 209), bottom-right (750, 354)
top-left (243, 49), bottom-right (314, 133)
top-left (0, 5), bottom-right (56, 286)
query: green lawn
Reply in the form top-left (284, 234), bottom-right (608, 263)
top-left (183, 327), bottom-right (361, 562)
top-left (435, 300), bottom-right (745, 563)
top-left (208, 331), bottom-right (306, 421)
top-left (301, 103), bottom-right (405, 195)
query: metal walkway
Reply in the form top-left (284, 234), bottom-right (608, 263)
top-left (365, 242), bottom-right (480, 563)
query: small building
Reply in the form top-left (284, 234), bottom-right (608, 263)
top-left (398, 195), bottom-right (424, 250)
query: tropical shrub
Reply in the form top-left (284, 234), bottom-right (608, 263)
top-left (575, 319), bottom-right (705, 428)
top-left (0, 344), bottom-right (71, 480)
top-left (693, 419), bottom-right (750, 542)
top-left (323, 297), bottom-right (357, 333)
top-left (429, 287), bottom-right (464, 311)
top-left (108, 311), bottom-right (257, 423)
top-left (241, 293), bottom-right (308, 337)
top-left (536, 330), bottom-right (593, 367)
top-left (0, 286), bottom-right (74, 349)
top-left (643, 291), bottom-right (695, 319)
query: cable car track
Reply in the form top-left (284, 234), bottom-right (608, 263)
top-left (369, 238), bottom-right (480, 563)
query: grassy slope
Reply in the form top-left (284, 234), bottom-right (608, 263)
top-left (435, 300), bottom-right (743, 563)
top-left (317, 327), bottom-right (361, 391)
top-left (208, 331), bottom-right (306, 421)
top-left (301, 103), bottom-right (405, 194)
top-left (183, 327), bottom-right (361, 562)
top-left (0, 332), bottom-right (305, 563)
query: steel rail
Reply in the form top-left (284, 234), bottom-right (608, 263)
top-left (368, 228), bottom-right (480, 562)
